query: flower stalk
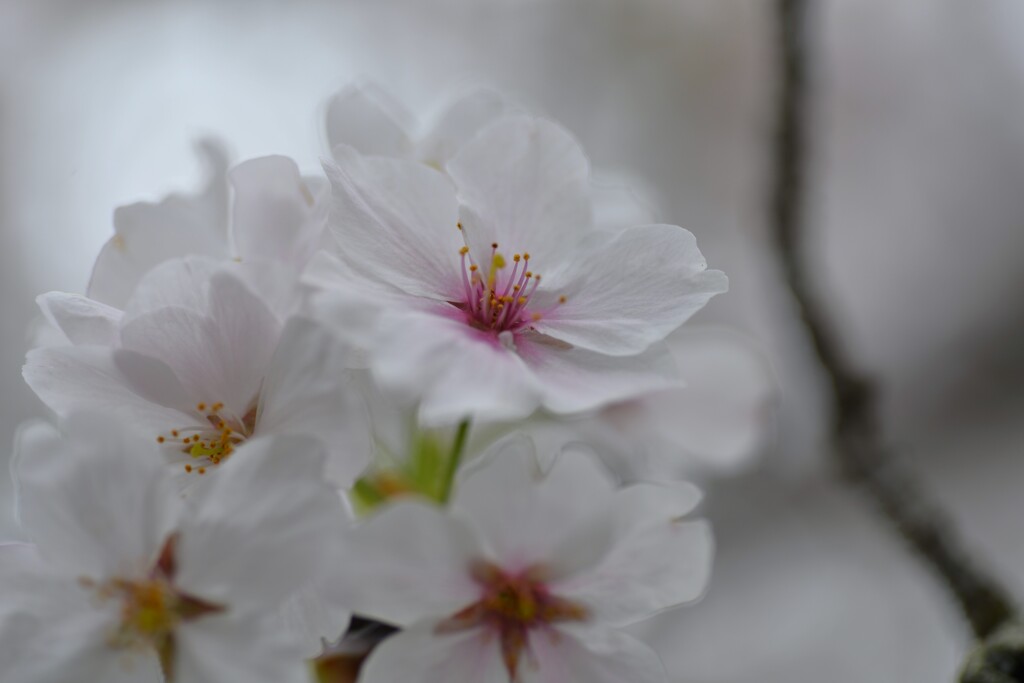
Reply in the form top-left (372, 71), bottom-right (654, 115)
top-left (440, 418), bottom-right (471, 503)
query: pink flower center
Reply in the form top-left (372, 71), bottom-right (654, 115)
top-left (456, 227), bottom-right (566, 335)
top-left (436, 561), bottom-right (587, 681)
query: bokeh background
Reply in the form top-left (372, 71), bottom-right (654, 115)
top-left (2, 1), bottom-right (1024, 681)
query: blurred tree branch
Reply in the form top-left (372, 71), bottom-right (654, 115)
top-left (769, 0), bottom-right (1016, 644)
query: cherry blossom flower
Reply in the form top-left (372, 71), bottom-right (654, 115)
top-left (325, 83), bottom-right (513, 170)
top-left (88, 142), bottom-right (328, 309)
top-left (25, 257), bottom-right (370, 486)
top-left (317, 114), bottom-right (727, 424)
top-left (0, 416), bottom-right (346, 683)
top-left (334, 436), bottom-right (712, 683)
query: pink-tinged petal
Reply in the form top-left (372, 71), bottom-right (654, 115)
top-left (339, 501), bottom-right (483, 627)
top-left (256, 317), bottom-right (372, 487)
top-left (551, 483), bottom-right (712, 627)
top-left (88, 140), bottom-right (230, 309)
top-left (521, 338), bottom-right (678, 415)
top-left (176, 616), bottom-right (310, 683)
top-left (326, 83), bottom-right (415, 160)
top-left (23, 346), bottom-right (194, 433)
top-left (447, 116), bottom-right (592, 273)
top-left (371, 308), bottom-right (541, 425)
top-left (11, 417), bottom-right (181, 580)
top-left (230, 155), bottom-right (327, 268)
top-left (36, 292), bottom-right (122, 346)
top-left (359, 619), bottom-right (508, 683)
top-left (419, 88), bottom-right (512, 167)
top-left (453, 435), bottom-right (615, 573)
top-left (522, 626), bottom-right (668, 683)
top-left (324, 147), bottom-right (463, 301)
top-left (535, 224), bottom-right (728, 355)
top-left (175, 435), bottom-right (345, 613)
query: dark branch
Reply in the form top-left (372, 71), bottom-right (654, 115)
top-left (769, 0), bottom-right (1015, 640)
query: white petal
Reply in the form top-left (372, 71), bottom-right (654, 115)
top-left (175, 435), bottom-right (346, 613)
top-left (230, 155), bottom-right (327, 268)
top-left (339, 501), bottom-right (483, 626)
top-left (256, 317), bottom-right (371, 487)
top-left (453, 435), bottom-right (615, 572)
top-left (176, 616), bottom-right (309, 683)
top-left (88, 140), bottom-right (230, 308)
top-left (370, 308), bottom-right (541, 425)
top-left (303, 251), bottom-right (417, 354)
top-left (448, 116), bottom-right (592, 272)
top-left (523, 339), bottom-right (678, 415)
top-left (120, 271), bottom-right (282, 417)
top-left (36, 292), bottom-right (122, 346)
top-left (12, 416), bottom-right (180, 580)
top-left (121, 255), bottom-right (220, 321)
top-left (0, 543), bottom-right (140, 682)
top-left (589, 171), bottom-right (658, 232)
top-left (23, 346), bottom-right (193, 435)
top-left (325, 83), bottom-right (415, 159)
top-left (535, 224), bottom-right (728, 355)
top-left (660, 327), bottom-right (776, 472)
top-left (551, 483), bottom-right (712, 626)
top-left (359, 619), bottom-right (507, 683)
top-left (523, 626), bottom-right (668, 683)
top-left (418, 88), bottom-right (512, 167)
top-left (277, 570), bottom-right (352, 658)
top-left (324, 148), bottom-right (463, 300)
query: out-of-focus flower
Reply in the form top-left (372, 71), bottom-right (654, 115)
top-left (325, 82), bottom-right (513, 169)
top-left (319, 115), bottom-right (726, 424)
top-left (525, 326), bottom-right (777, 482)
top-left (334, 436), bottom-right (711, 683)
top-left (1, 416), bottom-right (345, 683)
top-left (88, 144), bottom-right (328, 309)
top-left (25, 257), bottom-right (370, 486)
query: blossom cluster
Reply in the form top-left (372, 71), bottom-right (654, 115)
top-left (1, 85), bottom-right (771, 683)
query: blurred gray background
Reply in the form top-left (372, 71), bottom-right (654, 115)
top-left (2, 1), bottom-right (1023, 681)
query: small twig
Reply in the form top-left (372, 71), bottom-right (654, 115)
top-left (769, 0), bottom-right (1016, 639)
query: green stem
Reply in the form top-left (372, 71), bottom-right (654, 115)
top-left (439, 419), bottom-right (471, 503)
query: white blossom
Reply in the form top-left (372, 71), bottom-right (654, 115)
top-left (316, 114), bottom-right (727, 424)
top-left (0, 416), bottom-right (347, 683)
top-left (334, 435), bottom-right (712, 683)
top-left (88, 143), bottom-right (328, 309)
top-left (25, 257), bottom-right (370, 487)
